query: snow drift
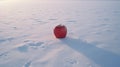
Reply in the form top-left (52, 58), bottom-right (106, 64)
top-left (0, 0), bottom-right (120, 67)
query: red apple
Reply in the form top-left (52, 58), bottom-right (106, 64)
top-left (54, 24), bottom-right (67, 38)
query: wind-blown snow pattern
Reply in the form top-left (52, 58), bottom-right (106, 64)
top-left (0, 0), bottom-right (120, 67)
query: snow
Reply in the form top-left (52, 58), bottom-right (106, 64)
top-left (0, 0), bottom-right (120, 67)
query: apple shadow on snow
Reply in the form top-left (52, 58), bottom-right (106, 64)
top-left (60, 37), bottom-right (120, 67)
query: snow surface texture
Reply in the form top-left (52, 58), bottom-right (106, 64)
top-left (0, 0), bottom-right (120, 67)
